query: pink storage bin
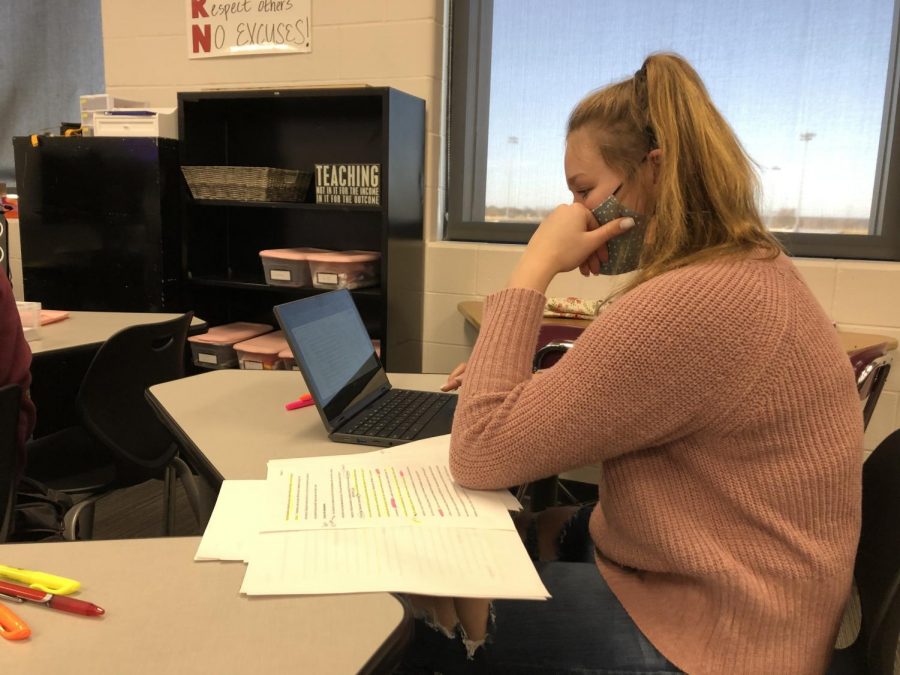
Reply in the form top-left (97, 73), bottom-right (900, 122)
top-left (277, 347), bottom-right (298, 371)
top-left (188, 322), bottom-right (272, 369)
top-left (305, 250), bottom-right (381, 290)
top-left (234, 330), bottom-right (289, 370)
top-left (259, 247), bottom-right (328, 288)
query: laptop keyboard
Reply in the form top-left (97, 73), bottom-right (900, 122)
top-left (343, 389), bottom-right (454, 440)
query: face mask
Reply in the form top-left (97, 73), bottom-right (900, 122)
top-left (591, 186), bottom-right (648, 275)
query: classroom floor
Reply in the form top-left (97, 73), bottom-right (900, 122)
top-left (91, 477), bottom-right (211, 540)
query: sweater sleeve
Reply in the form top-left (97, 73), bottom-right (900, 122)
top-left (0, 274), bottom-right (36, 473)
top-left (449, 260), bottom-right (788, 490)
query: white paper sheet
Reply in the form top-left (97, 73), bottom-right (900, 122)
top-left (194, 480), bottom-right (267, 562)
top-left (263, 435), bottom-right (517, 531)
top-left (240, 527), bottom-right (549, 599)
top-left (197, 436), bottom-right (544, 599)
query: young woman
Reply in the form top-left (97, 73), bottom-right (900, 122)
top-left (403, 53), bottom-right (862, 674)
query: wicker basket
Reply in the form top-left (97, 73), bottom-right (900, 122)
top-left (181, 165), bottom-right (312, 202)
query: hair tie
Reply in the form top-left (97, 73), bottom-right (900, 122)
top-left (633, 63), bottom-right (657, 149)
top-left (635, 63), bottom-right (648, 82)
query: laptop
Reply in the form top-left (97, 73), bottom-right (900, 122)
top-left (274, 290), bottom-right (457, 447)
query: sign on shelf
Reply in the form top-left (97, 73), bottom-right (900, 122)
top-left (315, 164), bottom-right (381, 207)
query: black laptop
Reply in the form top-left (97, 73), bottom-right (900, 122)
top-left (274, 290), bottom-right (457, 447)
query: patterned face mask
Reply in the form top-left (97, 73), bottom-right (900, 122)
top-left (591, 184), bottom-right (648, 275)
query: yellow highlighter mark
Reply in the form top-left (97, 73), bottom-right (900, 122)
top-left (359, 468), bottom-right (372, 518)
top-left (398, 467), bottom-right (418, 517)
top-left (376, 469), bottom-right (389, 516)
top-left (286, 473), bottom-right (295, 521)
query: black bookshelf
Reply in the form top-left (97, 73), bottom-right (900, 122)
top-left (177, 87), bottom-right (426, 371)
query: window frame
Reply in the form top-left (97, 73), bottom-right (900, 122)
top-left (445, 0), bottom-right (900, 261)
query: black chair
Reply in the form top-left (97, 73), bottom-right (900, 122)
top-left (849, 344), bottom-right (893, 430)
top-left (531, 324), bottom-right (585, 372)
top-left (0, 384), bottom-right (21, 542)
top-left (828, 428), bottom-right (900, 674)
top-left (24, 313), bottom-right (204, 539)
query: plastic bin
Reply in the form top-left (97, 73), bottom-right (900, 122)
top-left (259, 248), bottom-right (327, 288)
top-left (277, 347), bottom-right (299, 371)
top-left (234, 330), bottom-right (290, 370)
top-left (16, 301), bottom-right (41, 342)
top-left (188, 322), bottom-right (272, 369)
top-left (305, 250), bottom-right (381, 290)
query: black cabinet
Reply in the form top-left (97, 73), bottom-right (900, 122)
top-left (13, 136), bottom-right (184, 312)
top-left (177, 87), bottom-right (426, 371)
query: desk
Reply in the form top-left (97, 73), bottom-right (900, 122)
top-left (29, 311), bottom-right (208, 356)
top-left (145, 370), bottom-right (449, 671)
top-left (148, 369), bottom-right (449, 486)
top-left (0, 536), bottom-right (408, 675)
top-left (457, 300), bottom-right (900, 354)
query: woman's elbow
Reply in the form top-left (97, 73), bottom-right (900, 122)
top-left (449, 434), bottom-right (512, 490)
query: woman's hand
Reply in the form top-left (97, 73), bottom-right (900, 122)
top-left (509, 204), bottom-right (635, 292)
top-left (441, 362), bottom-right (467, 392)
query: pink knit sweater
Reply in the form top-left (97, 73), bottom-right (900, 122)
top-left (449, 253), bottom-right (862, 674)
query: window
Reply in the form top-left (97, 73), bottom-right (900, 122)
top-left (446, 0), bottom-right (900, 261)
top-left (0, 1), bottom-right (105, 189)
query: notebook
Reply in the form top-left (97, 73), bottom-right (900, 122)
top-left (274, 290), bottom-right (457, 447)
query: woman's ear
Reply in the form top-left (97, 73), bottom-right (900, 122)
top-left (647, 148), bottom-right (663, 185)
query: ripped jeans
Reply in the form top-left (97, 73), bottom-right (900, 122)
top-left (398, 505), bottom-right (681, 674)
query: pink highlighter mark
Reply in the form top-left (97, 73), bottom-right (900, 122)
top-left (391, 498), bottom-right (397, 509)
top-left (439, 509), bottom-right (444, 517)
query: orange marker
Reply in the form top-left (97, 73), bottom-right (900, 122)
top-left (0, 604), bottom-right (30, 641)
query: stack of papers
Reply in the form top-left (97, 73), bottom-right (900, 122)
top-left (196, 435), bottom-right (549, 600)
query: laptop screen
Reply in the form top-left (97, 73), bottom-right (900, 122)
top-left (274, 290), bottom-right (389, 430)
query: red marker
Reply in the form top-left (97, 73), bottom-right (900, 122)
top-left (0, 580), bottom-right (104, 617)
top-left (285, 393), bottom-right (314, 411)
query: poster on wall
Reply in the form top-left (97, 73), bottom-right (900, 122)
top-left (187, 0), bottom-right (311, 59)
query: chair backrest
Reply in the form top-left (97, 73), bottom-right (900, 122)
top-left (855, 428), bottom-right (900, 673)
top-left (532, 324), bottom-right (585, 372)
top-left (848, 343), bottom-right (891, 382)
top-left (533, 340), bottom-right (576, 372)
top-left (0, 384), bottom-right (21, 542)
top-left (858, 356), bottom-right (892, 430)
top-left (77, 312), bottom-right (193, 484)
top-left (848, 343), bottom-right (894, 430)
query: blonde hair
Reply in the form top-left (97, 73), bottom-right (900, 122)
top-left (567, 52), bottom-right (782, 290)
